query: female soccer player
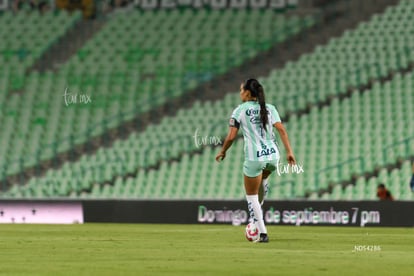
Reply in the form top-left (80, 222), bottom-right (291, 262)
top-left (215, 79), bottom-right (296, 243)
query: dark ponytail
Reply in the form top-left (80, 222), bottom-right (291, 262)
top-left (244, 78), bottom-right (268, 131)
top-left (257, 84), bottom-right (268, 131)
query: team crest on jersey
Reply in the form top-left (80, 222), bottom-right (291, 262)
top-left (229, 118), bottom-right (240, 128)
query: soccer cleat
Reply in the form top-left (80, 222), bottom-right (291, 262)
top-left (254, 233), bottom-right (269, 243)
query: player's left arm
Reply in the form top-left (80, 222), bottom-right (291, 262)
top-left (270, 104), bottom-right (296, 166)
top-left (274, 122), bottom-right (296, 165)
top-left (215, 127), bottom-right (239, 162)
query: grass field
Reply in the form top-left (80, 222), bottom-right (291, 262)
top-left (1, 224), bottom-right (413, 275)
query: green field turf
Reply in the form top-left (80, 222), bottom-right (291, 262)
top-left (1, 224), bottom-right (413, 275)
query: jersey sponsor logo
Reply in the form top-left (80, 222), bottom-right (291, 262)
top-left (246, 108), bottom-right (269, 117)
top-left (245, 108), bottom-right (259, 116)
top-left (256, 147), bottom-right (276, 158)
top-left (249, 116), bottom-right (261, 124)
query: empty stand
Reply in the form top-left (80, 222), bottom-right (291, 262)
top-left (0, 9), bottom-right (314, 181)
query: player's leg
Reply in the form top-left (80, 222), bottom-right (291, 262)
top-left (411, 162), bottom-right (414, 192)
top-left (259, 169), bottom-right (271, 205)
top-left (259, 162), bottom-right (277, 205)
top-left (243, 161), bottom-right (269, 242)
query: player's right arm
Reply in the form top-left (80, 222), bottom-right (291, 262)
top-left (274, 122), bottom-right (296, 165)
top-left (216, 106), bottom-right (242, 162)
top-left (215, 126), bottom-right (239, 162)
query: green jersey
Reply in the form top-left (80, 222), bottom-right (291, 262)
top-left (229, 101), bottom-right (281, 161)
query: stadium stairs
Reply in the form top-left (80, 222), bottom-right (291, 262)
top-left (1, 0), bottom-right (400, 190)
top-left (5, 17), bottom-right (106, 95)
top-left (28, 18), bottom-right (106, 74)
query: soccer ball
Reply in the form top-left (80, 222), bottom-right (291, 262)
top-left (245, 222), bottom-right (259, 242)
